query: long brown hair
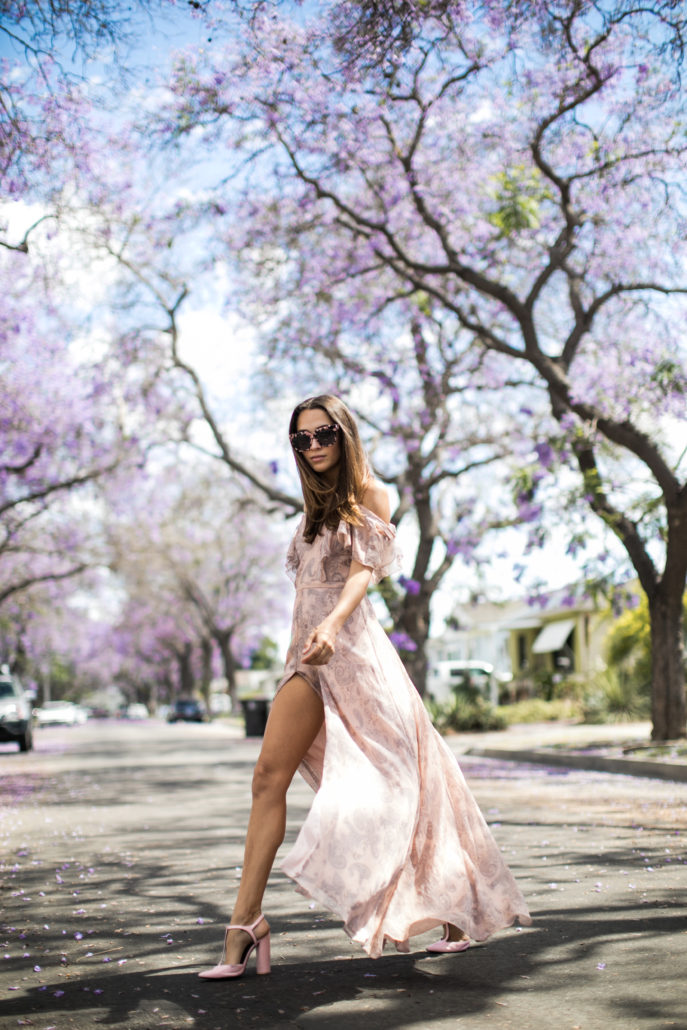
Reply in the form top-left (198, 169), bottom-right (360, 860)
top-left (289, 395), bottom-right (370, 543)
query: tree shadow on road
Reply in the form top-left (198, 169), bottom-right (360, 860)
top-left (2, 903), bottom-right (686, 1030)
top-left (3, 741), bottom-right (686, 1028)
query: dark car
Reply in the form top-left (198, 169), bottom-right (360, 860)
top-left (0, 674), bottom-right (34, 752)
top-left (167, 698), bottom-right (206, 723)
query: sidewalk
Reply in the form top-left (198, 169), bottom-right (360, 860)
top-left (445, 720), bottom-right (687, 783)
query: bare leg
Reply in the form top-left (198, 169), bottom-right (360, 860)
top-left (445, 925), bottom-right (469, 942)
top-left (220, 675), bottom-right (324, 964)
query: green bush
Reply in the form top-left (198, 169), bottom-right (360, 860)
top-left (582, 668), bottom-right (650, 724)
top-left (550, 675), bottom-right (588, 703)
top-left (426, 694), bottom-right (507, 733)
top-left (495, 697), bottom-right (582, 725)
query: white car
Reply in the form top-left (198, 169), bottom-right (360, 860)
top-left (124, 703), bottom-right (149, 720)
top-left (0, 675), bottom-right (34, 751)
top-left (428, 660), bottom-right (500, 707)
top-left (34, 701), bottom-right (88, 727)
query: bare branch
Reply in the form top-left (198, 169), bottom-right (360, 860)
top-left (0, 213), bottom-right (56, 254)
top-left (165, 297), bottom-right (303, 515)
top-left (0, 459), bottom-right (120, 518)
top-left (0, 562), bottom-right (89, 607)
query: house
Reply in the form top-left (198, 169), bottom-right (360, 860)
top-left (427, 599), bottom-right (519, 681)
top-left (430, 585), bottom-right (616, 701)
top-left (505, 584), bottom-right (614, 695)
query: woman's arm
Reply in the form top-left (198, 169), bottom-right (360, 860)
top-left (302, 560), bottom-right (373, 665)
top-left (303, 480), bottom-right (391, 666)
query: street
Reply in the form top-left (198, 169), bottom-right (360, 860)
top-left (1, 719), bottom-right (686, 1030)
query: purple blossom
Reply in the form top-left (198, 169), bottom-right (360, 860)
top-left (399, 576), bottom-right (421, 595)
top-left (534, 442), bottom-right (555, 469)
top-left (389, 631), bottom-right (418, 652)
top-left (517, 500), bottom-right (543, 523)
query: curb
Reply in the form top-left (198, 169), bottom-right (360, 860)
top-left (467, 746), bottom-right (687, 783)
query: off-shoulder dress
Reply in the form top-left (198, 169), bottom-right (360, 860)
top-left (275, 506), bottom-right (530, 959)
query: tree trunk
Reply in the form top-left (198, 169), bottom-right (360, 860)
top-left (648, 589), bottom-right (686, 741)
top-left (13, 637), bottom-right (28, 678)
top-left (41, 663), bottom-right (52, 705)
top-left (215, 629), bottom-right (239, 713)
top-left (397, 590), bottom-right (431, 696)
top-left (566, 427), bottom-right (687, 743)
top-left (178, 641), bottom-right (194, 696)
top-left (200, 636), bottom-right (213, 715)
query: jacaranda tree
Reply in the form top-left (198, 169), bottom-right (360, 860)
top-left (155, 0), bottom-right (687, 739)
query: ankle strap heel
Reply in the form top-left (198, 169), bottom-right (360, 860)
top-left (198, 914), bottom-right (271, 980)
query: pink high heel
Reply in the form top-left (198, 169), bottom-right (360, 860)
top-left (426, 924), bottom-right (470, 954)
top-left (198, 914), bottom-right (271, 979)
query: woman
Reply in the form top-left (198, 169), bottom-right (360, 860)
top-left (199, 394), bottom-right (530, 980)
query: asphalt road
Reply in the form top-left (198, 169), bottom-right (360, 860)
top-left (1, 719), bottom-right (686, 1030)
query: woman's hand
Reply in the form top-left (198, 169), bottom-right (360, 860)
top-left (302, 623), bottom-right (337, 665)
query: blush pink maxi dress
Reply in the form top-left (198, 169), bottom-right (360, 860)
top-left (275, 506), bottom-right (531, 959)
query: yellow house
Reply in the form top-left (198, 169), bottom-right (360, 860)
top-left (431, 583), bottom-right (626, 702)
top-left (505, 585), bottom-right (616, 696)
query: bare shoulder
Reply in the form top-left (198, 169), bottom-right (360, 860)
top-left (361, 479), bottom-right (391, 524)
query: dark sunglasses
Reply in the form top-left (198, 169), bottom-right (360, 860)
top-left (290, 424), bottom-right (340, 452)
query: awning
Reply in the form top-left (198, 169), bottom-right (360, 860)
top-left (531, 618), bottom-right (575, 654)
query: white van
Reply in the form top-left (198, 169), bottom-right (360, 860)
top-left (428, 660), bottom-right (499, 707)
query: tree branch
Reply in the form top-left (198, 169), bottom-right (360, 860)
top-left (0, 459), bottom-right (120, 518)
top-left (569, 434), bottom-right (658, 596)
top-left (0, 563), bottom-right (89, 607)
top-left (166, 296), bottom-right (303, 514)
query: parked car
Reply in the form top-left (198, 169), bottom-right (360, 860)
top-left (167, 698), bottom-right (206, 723)
top-left (0, 673), bottom-right (34, 751)
top-left (428, 660), bottom-right (500, 707)
top-left (34, 700), bottom-right (88, 727)
top-left (124, 702), bottom-right (149, 720)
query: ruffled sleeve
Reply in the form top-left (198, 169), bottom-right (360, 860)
top-left (285, 516), bottom-right (305, 583)
top-left (335, 507), bottom-right (402, 585)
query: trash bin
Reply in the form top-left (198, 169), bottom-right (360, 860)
top-left (241, 697), bottom-right (269, 737)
